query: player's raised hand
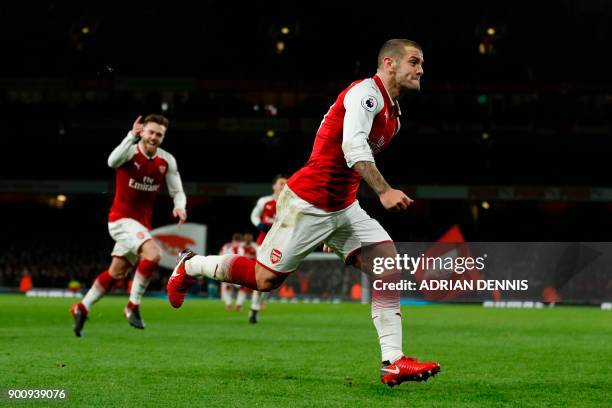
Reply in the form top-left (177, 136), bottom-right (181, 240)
top-left (173, 208), bottom-right (187, 225)
top-left (132, 116), bottom-right (144, 137)
top-left (379, 189), bottom-right (413, 211)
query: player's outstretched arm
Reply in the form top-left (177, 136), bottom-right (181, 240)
top-left (172, 208), bottom-right (187, 225)
top-left (341, 82), bottom-right (412, 212)
top-left (107, 116), bottom-right (143, 168)
top-left (165, 154), bottom-right (187, 225)
top-left (250, 197), bottom-right (264, 227)
top-left (353, 161), bottom-right (413, 211)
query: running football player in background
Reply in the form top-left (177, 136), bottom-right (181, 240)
top-left (71, 115), bottom-right (187, 336)
top-left (249, 175), bottom-right (286, 323)
top-left (219, 233), bottom-right (244, 311)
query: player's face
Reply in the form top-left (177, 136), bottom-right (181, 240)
top-left (393, 46), bottom-right (424, 92)
top-left (272, 178), bottom-right (287, 195)
top-left (140, 122), bottom-right (167, 155)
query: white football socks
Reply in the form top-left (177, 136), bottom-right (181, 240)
top-left (221, 283), bottom-right (234, 307)
top-left (81, 282), bottom-right (105, 312)
top-left (185, 255), bottom-right (233, 281)
top-left (372, 307), bottom-right (403, 363)
top-left (250, 291), bottom-right (267, 311)
top-left (129, 271), bottom-right (150, 305)
top-left (236, 288), bottom-right (247, 307)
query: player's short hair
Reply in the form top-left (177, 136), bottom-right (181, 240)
top-left (273, 174), bottom-right (288, 184)
top-left (377, 39), bottom-right (422, 68)
top-left (232, 233), bottom-right (243, 241)
top-left (143, 114), bottom-right (169, 128)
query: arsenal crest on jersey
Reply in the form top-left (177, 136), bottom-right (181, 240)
top-left (159, 165), bottom-right (167, 174)
top-left (270, 248), bottom-right (283, 264)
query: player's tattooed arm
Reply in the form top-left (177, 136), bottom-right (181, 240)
top-left (354, 161), bottom-right (414, 211)
top-left (353, 161), bottom-right (391, 195)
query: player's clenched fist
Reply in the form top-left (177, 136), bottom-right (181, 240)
top-left (379, 189), bottom-right (413, 211)
top-left (131, 116), bottom-right (144, 137)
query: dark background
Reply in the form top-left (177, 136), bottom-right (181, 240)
top-left (1, 1), bottom-right (611, 184)
top-left (1, 1), bottom-right (612, 290)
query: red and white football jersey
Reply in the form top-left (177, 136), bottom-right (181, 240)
top-left (241, 242), bottom-right (258, 260)
top-left (250, 194), bottom-right (277, 245)
top-left (107, 132), bottom-right (186, 229)
top-left (287, 74), bottom-right (401, 212)
top-left (219, 242), bottom-right (242, 256)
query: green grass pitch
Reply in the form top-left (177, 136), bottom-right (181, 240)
top-left (0, 295), bottom-right (610, 407)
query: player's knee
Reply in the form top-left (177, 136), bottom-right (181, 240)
top-left (371, 242), bottom-right (397, 258)
top-left (140, 241), bottom-right (161, 263)
top-left (353, 242), bottom-right (398, 274)
top-left (143, 251), bottom-right (161, 264)
top-left (256, 280), bottom-right (278, 292)
top-left (109, 256), bottom-right (132, 279)
top-left (109, 265), bottom-right (129, 279)
top-left (254, 266), bottom-right (285, 292)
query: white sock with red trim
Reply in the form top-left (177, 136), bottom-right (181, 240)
top-left (129, 272), bottom-right (151, 306)
top-left (82, 284), bottom-right (104, 312)
top-left (251, 291), bottom-right (267, 311)
top-left (82, 269), bottom-right (116, 311)
top-left (236, 288), bottom-right (247, 307)
top-left (128, 259), bottom-right (157, 306)
top-left (221, 283), bottom-right (234, 307)
top-left (185, 255), bottom-right (259, 290)
top-left (372, 308), bottom-right (403, 363)
top-left (372, 271), bottom-right (403, 363)
top-left (185, 255), bottom-right (232, 280)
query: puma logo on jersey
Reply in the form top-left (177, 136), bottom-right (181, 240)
top-left (134, 162), bottom-right (141, 170)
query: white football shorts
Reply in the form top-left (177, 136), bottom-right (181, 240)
top-left (257, 186), bottom-right (392, 273)
top-left (108, 218), bottom-right (152, 265)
